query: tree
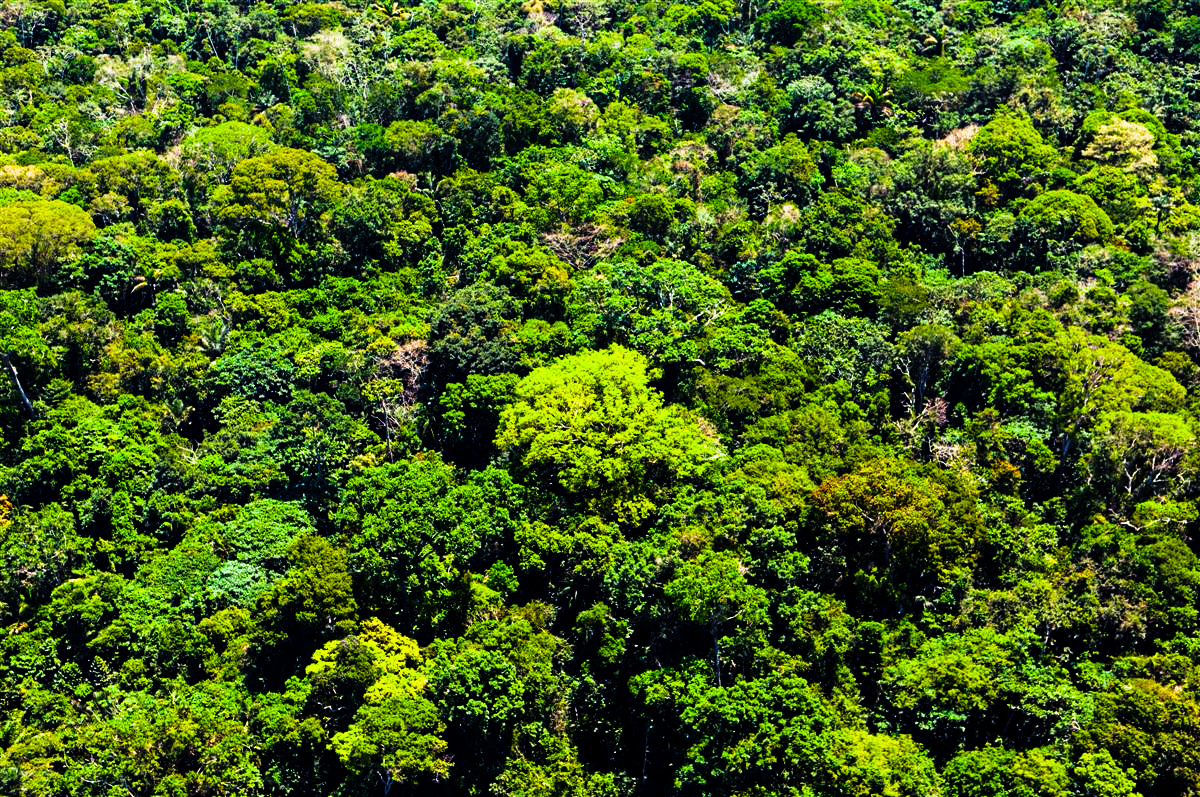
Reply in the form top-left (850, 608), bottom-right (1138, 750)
top-left (737, 135), bottom-right (823, 219)
top-left (316, 620), bottom-right (452, 793)
top-left (330, 176), bottom-right (437, 273)
top-left (253, 535), bottom-right (358, 684)
top-left (333, 456), bottom-right (480, 628)
top-left (755, 0), bottom-right (822, 46)
top-left (565, 257), bottom-right (733, 372)
top-left (496, 345), bottom-right (720, 524)
top-left (1054, 327), bottom-right (1185, 453)
top-left (0, 502), bottom-right (79, 622)
top-left (895, 323), bottom-right (961, 417)
top-left (784, 76), bottom-right (855, 141)
top-left (379, 120), bottom-right (458, 176)
top-left (809, 458), bottom-right (982, 614)
top-left (87, 151), bottom-right (181, 221)
top-left (1127, 280), bottom-right (1169, 356)
top-left (428, 282), bottom-right (523, 385)
top-left (0, 199), bottom-right (97, 289)
top-left (523, 161), bottom-right (606, 230)
top-left (425, 605), bottom-right (569, 791)
top-left (0, 289), bottom-right (54, 417)
top-left (438, 373), bottom-right (520, 465)
top-left (895, 57), bottom-right (970, 134)
top-left (636, 667), bottom-right (940, 797)
top-left (791, 311), bottom-right (894, 394)
top-left (664, 550), bottom-right (767, 686)
top-left (1085, 411), bottom-right (1196, 516)
top-left (1019, 190), bottom-right (1115, 248)
top-left (209, 500), bottom-right (316, 607)
top-left (1081, 116), bottom-right (1158, 179)
top-left (179, 120), bottom-right (277, 187)
top-left (1075, 676), bottom-right (1200, 795)
top-left (214, 148), bottom-right (343, 260)
top-left (942, 746), bottom-right (1071, 797)
top-left (967, 107), bottom-right (1060, 199)
top-left (332, 691), bottom-right (450, 794)
top-left (1170, 278), bottom-right (1200, 356)
top-left (1074, 750), bottom-right (1142, 797)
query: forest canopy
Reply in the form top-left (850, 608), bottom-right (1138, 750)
top-left (3, 0), bottom-right (1200, 794)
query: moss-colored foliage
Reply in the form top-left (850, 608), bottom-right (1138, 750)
top-left (5, 0), bottom-right (1200, 794)
top-left (0, 199), bottom-right (97, 288)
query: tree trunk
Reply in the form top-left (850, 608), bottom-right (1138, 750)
top-left (382, 398), bottom-right (393, 463)
top-left (712, 631), bottom-right (722, 688)
top-left (2, 352), bottom-right (35, 419)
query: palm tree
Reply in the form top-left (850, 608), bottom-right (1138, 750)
top-left (849, 82), bottom-right (894, 123)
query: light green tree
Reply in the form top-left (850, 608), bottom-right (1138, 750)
top-left (496, 345), bottom-right (720, 523)
top-left (179, 120), bottom-right (277, 201)
top-left (0, 199), bottom-right (97, 289)
top-left (313, 620), bottom-right (452, 793)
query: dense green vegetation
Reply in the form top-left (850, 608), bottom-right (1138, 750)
top-left (3, 0), bottom-right (1200, 793)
